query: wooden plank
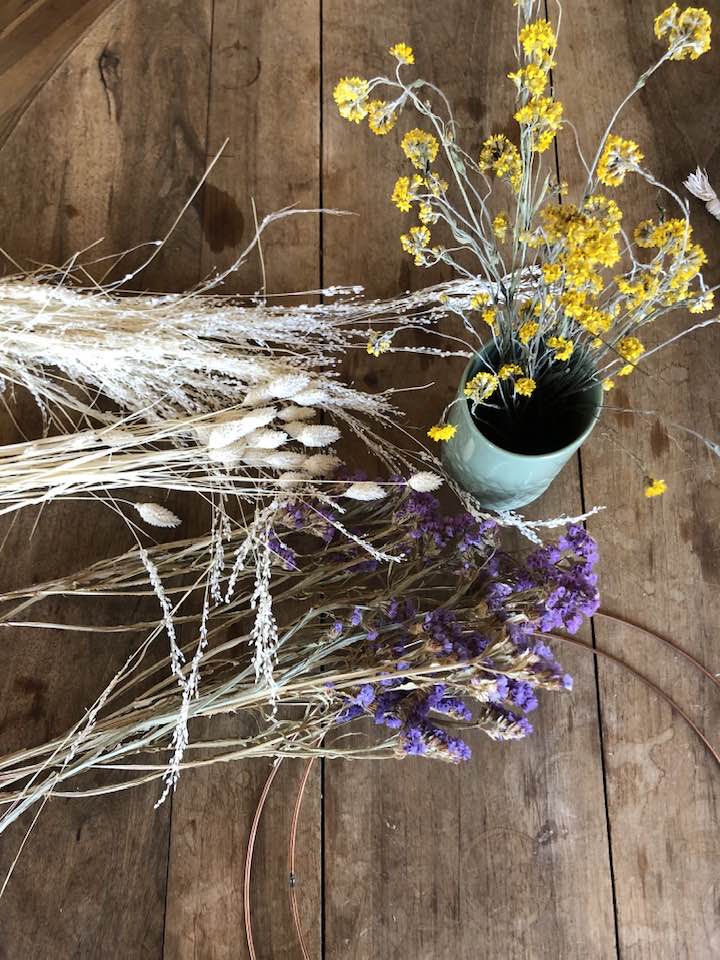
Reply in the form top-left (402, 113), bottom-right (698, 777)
top-left (162, 3), bottom-right (323, 958)
top-left (0, 0), bottom-right (118, 148)
top-left (321, 3), bottom-right (617, 957)
top-left (0, 2), bottom-right (213, 956)
top-left (552, 1), bottom-right (720, 956)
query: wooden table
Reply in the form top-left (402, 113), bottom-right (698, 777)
top-left (0, 2), bottom-right (718, 957)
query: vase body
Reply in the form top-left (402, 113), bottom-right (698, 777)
top-left (442, 352), bottom-right (603, 511)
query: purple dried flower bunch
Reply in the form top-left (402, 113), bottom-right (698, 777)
top-left (266, 490), bottom-right (599, 765)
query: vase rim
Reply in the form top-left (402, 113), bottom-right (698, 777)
top-left (457, 352), bottom-right (603, 462)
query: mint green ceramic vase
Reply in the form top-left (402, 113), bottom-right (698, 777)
top-left (442, 354), bottom-right (603, 512)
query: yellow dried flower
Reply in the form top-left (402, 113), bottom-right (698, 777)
top-left (464, 371), bottom-right (500, 402)
top-left (515, 377), bottom-right (537, 397)
top-left (428, 423), bottom-right (457, 442)
top-left (689, 289), bottom-right (715, 313)
top-left (602, 378), bottom-right (615, 391)
top-left (401, 128), bottom-right (440, 169)
top-left (518, 320), bottom-right (539, 344)
top-left (518, 19), bottom-right (557, 68)
top-left (655, 5), bottom-right (711, 60)
top-left (424, 171), bottom-right (449, 197)
top-left (389, 42), bottom-right (415, 64)
top-left (366, 330), bottom-right (392, 357)
top-left (618, 336), bottom-right (645, 363)
top-left (400, 224), bottom-right (431, 265)
top-left (479, 134), bottom-right (523, 191)
top-left (482, 307), bottom-right (498, 328)
top-left (391, 176), bottom-right (413, 212)
top-left (470, 292), bottom-right (491, 309)
top-left (492, 212), bottom-right (509, 241)
top-left (542, 262), bottom-right (563, 283)
top-left (367, 100), bottom-right (398, 135)
top-left (546, 335), bottom-right (574, 361)
top-left (514, 96), bottom-right (564, 152)
top-left (418, 201), bottom-right (438, 225)
top-left (597, 135), bottom-right (644, 186)
top-left (498, 363), bottom-right (524, 380)
top-left (333, 76), bottom-right (370, 122)
top-left (644, 477), bottom-right (667, 498)
top-left (508, 63), bottom-right (548, 96)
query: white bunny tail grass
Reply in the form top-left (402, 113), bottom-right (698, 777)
top-left (134, 502), bottom-right (182, 528)
top-left (684, 167), bottom-right (720, 221)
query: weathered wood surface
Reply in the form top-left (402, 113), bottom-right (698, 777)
top-left (554, 2), bottom-right (720, 957)
top-left (0, 1), bottom-right (718, 957)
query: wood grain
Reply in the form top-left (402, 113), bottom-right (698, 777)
top-left (0, 1), bottom-right (212, 956)
top-left (163, 4), bottom-right (322, 958)
top-left (321, 3), bottom-right (616, 957)
top-left (0, 0), bottom-right (118, 148)
top-left (553, 2), bottom-right (720, 957)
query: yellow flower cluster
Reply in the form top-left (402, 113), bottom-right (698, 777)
top-left (515, 377), bottom-right (537, 397)
top-left (492, 212), bottom-right (509, 241)
top-left (631, 217), bottom-right (708, 305)
top-left (367, 100), bottom-right (398, 136)
top-left (428, 423), bottom-right (457, 442)
top-left (479, 134), bottom-right (523, 192)
top-left (333, 76), bottom-right (370, 123)
top-left (366, 330), bottom-right (392, 357)
top-left (400, 224), bottom-right (431, 265)
top-left (546, 335), bottom-right (574, 361)
top-left (401, 129), bottom-right (440, 169)
top-left (530, 196), bottom-right (622, 318)
top-left (465, 371), bottom-right (500, 402)
top-left (497, 364), bottom-right (536, 396)
top-left (617, 336), bottom-right (645, 375)
top-left (508, 63), bottom-right (548, 96)
top-left (518, 320), bottom-right (539, 344)
top-left (654, 4), bottom-right (712, 60)
top-left (597, 135), bottom-right (644, 187)
top-left (644, 477), bottom-right (668, 498)
top-left (514, 95), bottom-right (564, 153)
top-left (389, 42), bottom-right (415, 64)
top-left (518, 19), bottom-right (557, 69)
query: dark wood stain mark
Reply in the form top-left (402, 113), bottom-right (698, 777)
top-left (191, 180), bottom-right (245, 253)
top-left (650, 417), bottom-right (670, 458)
top-left (98, 47), bottom-right (122, 123)
top-left (687, 512), bottom-right (719, 584)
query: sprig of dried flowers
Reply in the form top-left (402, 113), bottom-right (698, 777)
top-left (334, 2), bottom-right (718, 497)
top-left (0, 486), bottom-right (599, 827)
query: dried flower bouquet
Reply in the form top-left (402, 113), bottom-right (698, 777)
top-left (334, 2), bottom-right (718, 496)
top-left (0, 487), bottom-right (599, 828)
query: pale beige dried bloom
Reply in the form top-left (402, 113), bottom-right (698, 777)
top-left (206, 408), bottom-right (277, 448)
top-left (278, 405), bottom-right (317, 422)
top-left (244, 429), bottom-right (288, 449)
top-left (134, 502), bottom-right (182, 528)
top-left (277, 471), bottom-right (311, 488)
top-left (684, 167), bottom-right (720, 221)
top-left (407, 471), bottom-right (443, 492)
top-left (302, 453), bottom-right (342, 476)
top-left (293, 424), bottom-right (342, 448)
top-left (343, 481), bottom-right (387, 501)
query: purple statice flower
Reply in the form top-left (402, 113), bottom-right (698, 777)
top-left (509, 680), bottom-right (539, 713)
top-left (350, 607), bottom-right (363, 626)
top-left (268, 533), bottom-right (297, 571)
